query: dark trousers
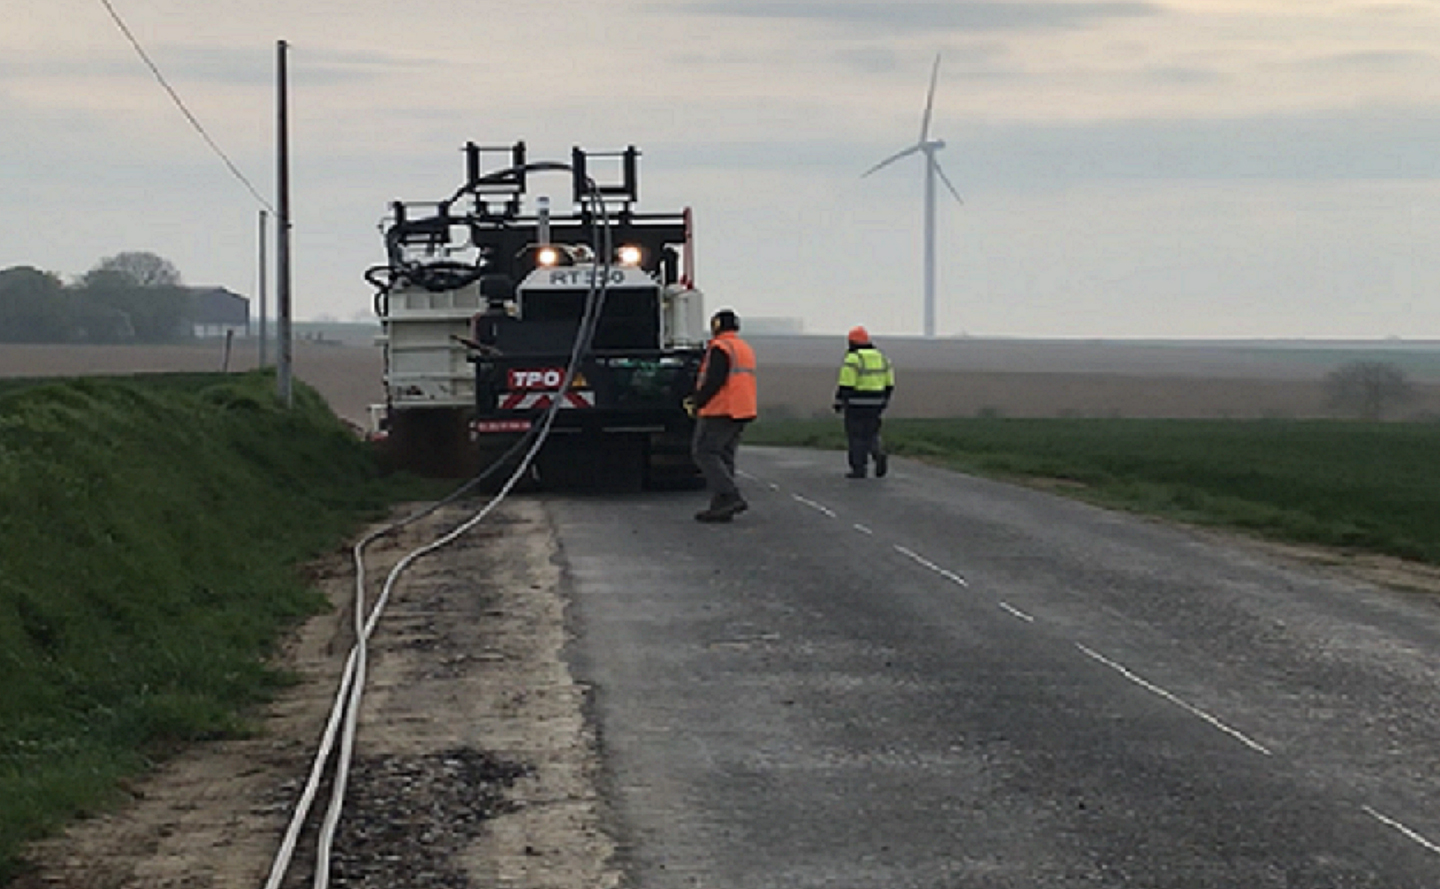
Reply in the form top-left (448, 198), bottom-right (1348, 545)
top-left (844, 407), bottom-right (885, 473)
top-left (692, 416), bottom-right (748, 503)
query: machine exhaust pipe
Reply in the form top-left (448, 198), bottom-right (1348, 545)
top-left (536, 195), bottom-right (551, 246)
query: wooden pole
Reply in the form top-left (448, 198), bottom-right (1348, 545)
top-left (258, 209), bottom-right (268, 367)
top-left (222, 328), bottom-right (234, 372)
top-left (276, 39), bottom-right (294, 407)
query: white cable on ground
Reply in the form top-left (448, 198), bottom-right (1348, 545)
top-left (262, 169), bottom-right (613, 889)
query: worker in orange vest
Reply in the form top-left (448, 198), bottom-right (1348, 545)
top-left (686, 309), bottom-right (758, 522)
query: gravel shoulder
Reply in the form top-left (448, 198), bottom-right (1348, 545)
top-left (15, 499), bottom-right (613, 889)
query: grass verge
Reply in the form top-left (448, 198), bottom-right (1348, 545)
top-left (748, 417), bottom-right (1440, 565)
top-left (0, 371), bottom-right (431, 882)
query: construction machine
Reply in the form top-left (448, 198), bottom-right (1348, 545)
top-left (366, 142), bottom-right (706, 487)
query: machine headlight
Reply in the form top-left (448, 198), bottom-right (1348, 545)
top-left (617, 244), bottom-right (643, 266)
top-left (537, 246), bottom-right (560, 267)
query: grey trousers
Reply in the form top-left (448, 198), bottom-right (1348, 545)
top-left (692, 415), bottom-right (748, 502)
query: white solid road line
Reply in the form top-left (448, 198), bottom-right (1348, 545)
top-left (1363, 806), bottom-right (1440, 856)
top-left (1076, 643), bottom-right (1273, 756)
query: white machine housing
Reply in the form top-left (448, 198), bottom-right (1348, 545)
top-left (379, 264), bottom-right (705, 409)
top-left (378, 281), bottom-right (482, 408)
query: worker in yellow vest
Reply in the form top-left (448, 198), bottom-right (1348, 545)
top-left (687, 309), bottom-right (758, 522)
top-left (833, 325), bottom-right (895, 478)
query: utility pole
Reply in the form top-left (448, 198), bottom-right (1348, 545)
top-left (276, 39), bottom-right (294, 407)
top-left (258, 209), bottom-right (268, 367)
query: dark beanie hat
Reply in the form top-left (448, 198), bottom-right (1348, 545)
top-left (712, 309), bottom-right (740, 331)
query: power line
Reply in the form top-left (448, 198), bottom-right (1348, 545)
top-left (95, 0), bottom-right (277, 215)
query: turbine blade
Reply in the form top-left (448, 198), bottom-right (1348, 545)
top-left (920, 54), bottom-right (942, 142)
top-left (862, 143), bottom-right (922, 178)
top-left (934, 159), bottom-right (965, 205)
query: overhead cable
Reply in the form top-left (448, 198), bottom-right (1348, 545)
top-left (95, 0), bottom-right (277, 215)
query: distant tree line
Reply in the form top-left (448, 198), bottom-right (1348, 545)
top-left (0, 252), bottom-right (195, 344)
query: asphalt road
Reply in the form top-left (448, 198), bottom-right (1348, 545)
top-left (549, 446), bottom-right (1440, 888)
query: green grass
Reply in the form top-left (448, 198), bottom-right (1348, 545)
top-left (0, 371), bottom-right (429, 881)
top-left (748, 417), bottom-right (1440, 564)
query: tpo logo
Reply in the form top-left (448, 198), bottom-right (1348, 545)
top-left (508, 368), bottom-right (566, 390)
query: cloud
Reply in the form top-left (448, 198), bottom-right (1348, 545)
top-left (0, 57), bottom-right (141, 81)
top-left (964, 108), bottom-right (1440, 186)
top-left (831, 46), bottom-right (904, 75)
top-left (1273, 50), bottom-right (1440, 74)
top-left (176, 44), bottom-right (451, 89)
top-left (670, 1), bottom-right (1163, 33)
top-left (831, 42), bottom-right (1008, 74)
top-left (0, 44), bottom-right (440, 90)
top-left (1134, 65), bottom-right (1225, 86)
top-left (636, 104), bottom-right (1440, 188)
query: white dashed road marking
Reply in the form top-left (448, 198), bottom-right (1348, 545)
top-left (1076, 644), bottom-right (1272, 756)
top-left (894, 545), bottom-right (969, 587)
top-left (767, 467), bottom-right (1440, 858)
top-left (736, 470), bottom-right (778, 491)
top-left (776, 479), bottom-right (1277, 761)
top-left (792, 495), bottom-right (837, 518)
top-left (1363, 806), bottom-right (1440, 856)
top-left (998, 601), bottom-right (1036, 623)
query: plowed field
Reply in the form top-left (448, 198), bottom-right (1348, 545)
top-left (4, 337), bottom-right (1438, 423)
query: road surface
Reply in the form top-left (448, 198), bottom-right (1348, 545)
top-left (551, 446), bottom-right (1440, 887)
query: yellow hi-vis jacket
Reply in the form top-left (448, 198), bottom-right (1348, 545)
top-left (836, 346), bottom-right (894, 409)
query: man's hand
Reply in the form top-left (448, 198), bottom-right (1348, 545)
top-left (683, 396), bottom-right (698, 418)
top-left (832, 402), bottom-right (844, 414)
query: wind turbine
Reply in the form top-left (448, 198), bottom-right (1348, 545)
top-left (863, 54), bottom-right (964, 338)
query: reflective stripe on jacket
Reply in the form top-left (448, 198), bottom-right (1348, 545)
top-left (698, 332), bottom-right (758, 419)
top-left (837, 347), bottom-right (893, 408)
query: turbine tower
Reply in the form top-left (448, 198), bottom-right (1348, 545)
top-left (863, 54), bottom-right (964, 338)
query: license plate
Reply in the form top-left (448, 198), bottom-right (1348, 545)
top-left (473, 419), bottom-right (532, 434)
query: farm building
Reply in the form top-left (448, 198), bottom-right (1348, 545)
top-left (189, 287), bottom-right (250, 338)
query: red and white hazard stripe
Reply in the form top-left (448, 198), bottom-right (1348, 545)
top-left (498, 390), bottom-right (596, 410)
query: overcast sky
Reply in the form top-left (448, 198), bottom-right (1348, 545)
top-left (5, 0), bottom-right (1440, 338)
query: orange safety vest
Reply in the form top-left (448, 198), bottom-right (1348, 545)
top-left (697, 331), bottom-right (758, 419)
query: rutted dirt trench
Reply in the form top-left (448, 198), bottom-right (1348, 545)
top-left (16, 499), bottom-right (617, 889)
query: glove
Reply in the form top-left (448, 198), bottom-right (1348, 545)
top-left (832, 402), bottom-right (844, 414)
top-left (683, 396), bottom-right (698, 418)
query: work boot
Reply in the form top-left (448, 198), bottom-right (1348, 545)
top-left (846, 469), bottom-right (866, 479)
top-left (875, 453), bottom-right (889, 478)
top-left (713, 492), bottom-right (747, 518)
top-left (695, 493), bottom-right (743, 522)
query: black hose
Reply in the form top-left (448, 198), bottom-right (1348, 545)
top-left (407, 261), bottom-right (487, 293)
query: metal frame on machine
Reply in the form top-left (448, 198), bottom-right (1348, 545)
top-left (381, 142), bottom-right (693, 289)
